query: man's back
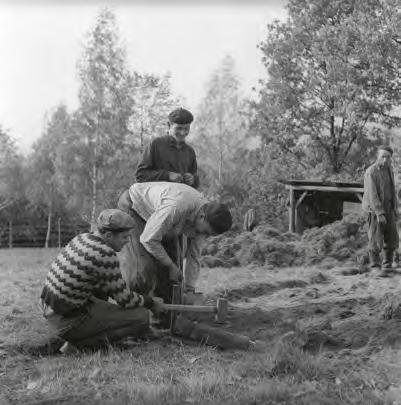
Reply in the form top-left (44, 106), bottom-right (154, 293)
top-left (129, 181), bottom-right (205, 222)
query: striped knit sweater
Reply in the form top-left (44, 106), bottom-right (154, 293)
top-left (40, 233), bottom-right (153, 316)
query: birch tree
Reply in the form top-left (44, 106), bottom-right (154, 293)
top-left (58, 8), bottom-right (136, 224)
top-left (27, 104), bottom-right (70, 247)
top-left (0, 127), bottom-right (23, 212)
top-left (193, 55), bottom-right (247, 185)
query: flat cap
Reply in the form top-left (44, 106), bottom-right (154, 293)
top-left (97, 209), bottom-right (135, 232)
top-left (378, 145), bottom-right (393, 155)
top-left (168, 108), bottom-right (194, 125)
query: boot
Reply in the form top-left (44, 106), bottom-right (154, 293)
top-left (378, 249), bottom-right (394, 277)
top-left (369, 250), bottom-right (381, 269)
top-left (382, 249), bottom-right (394, 270)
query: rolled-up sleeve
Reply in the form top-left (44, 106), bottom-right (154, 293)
top-left (139, 205), bottom-right (177, 268)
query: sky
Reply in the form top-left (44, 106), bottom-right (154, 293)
top-left (0, 0), bottom-right (288, 153)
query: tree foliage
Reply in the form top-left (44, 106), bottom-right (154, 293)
top-left (129, 73), bottom-right (176, 152)
top-left (255, 0), bottom-right (401, 175)
top-left (193, 55), bottom-right (249, 186)
top-left (57, 8), bottom-right (138, 223)
top-left (0, 127), bottom-right (23, 211)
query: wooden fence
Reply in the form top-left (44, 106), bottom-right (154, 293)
top-left (0, 219), bottom-right (89, 248)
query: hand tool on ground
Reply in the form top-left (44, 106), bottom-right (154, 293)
top-left (164, 298), bottom-right (228, 323)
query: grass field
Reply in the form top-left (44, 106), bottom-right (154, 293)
top-left (2, 248), bottom-right (401, 404)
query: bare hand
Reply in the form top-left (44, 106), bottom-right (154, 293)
top-left (378, 214), bottom-right (387, 225)
top-left (151, 297), bottom-right (167, 315)
top-left (183, 173), bottom-right (194, 186)
top-left (168, 264), bottom-right (183, 283)
top-left (169, 172), bottom-right (183, 183)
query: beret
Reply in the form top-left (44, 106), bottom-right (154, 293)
top-left (97, 209), bottom-right (135, 232)
top-left (204, 202), bottom-right (232, 234)
top-left (168, 108), bottom-right (194, 125)
top-left (378, 145), bottom-right (393, 155)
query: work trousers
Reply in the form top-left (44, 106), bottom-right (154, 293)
top-left (367, 210), bottom-right (399, 253)
top-left (44, 298), bottom-right (149, 349)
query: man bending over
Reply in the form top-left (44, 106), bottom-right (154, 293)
top-left (117, 182), bottom-right (232, 325)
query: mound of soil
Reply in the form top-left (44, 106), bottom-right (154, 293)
top-left (200, 213), bottom-right (368, 269)
top-left (300, 213), bottom-right (367, 265)
top-left (200, 225), bottom-right (301, 268)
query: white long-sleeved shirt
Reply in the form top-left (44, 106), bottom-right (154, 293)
top-left (129, 182), bottom-right (207, 285)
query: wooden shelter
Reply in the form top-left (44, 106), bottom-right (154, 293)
top-left (280, 180), bottom-right (364, 234)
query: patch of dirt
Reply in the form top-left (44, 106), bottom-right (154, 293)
top-left (188, 268), bottom-right (401, 359)
top-left (217, 279), bottom-right (309, 301)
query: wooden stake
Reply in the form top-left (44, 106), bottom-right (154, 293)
top-left (170, 284), bottom-right (181, 334)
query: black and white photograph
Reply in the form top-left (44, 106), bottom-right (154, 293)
top-left (1, 0), bottom-right (401, 403)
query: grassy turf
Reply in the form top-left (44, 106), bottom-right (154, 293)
top-left (1, 248), bottom-right (401, 404)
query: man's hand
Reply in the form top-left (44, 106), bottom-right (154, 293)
top-left (183, 173), bottom-right (194, 186)
top-left (378, 214), bottom-right (387, 225)
top-left (168, 172), bottom-right (183, 183)
top-left (168, 263), bottom-right (183, 283)
top-left (151, 297), bottom-right (167, 315)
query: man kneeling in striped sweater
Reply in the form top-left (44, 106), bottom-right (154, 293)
top-left (40, 209), bottom-right (164, 353)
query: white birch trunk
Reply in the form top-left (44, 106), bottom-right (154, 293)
top-left (45, 198), bottom-right (52, 248)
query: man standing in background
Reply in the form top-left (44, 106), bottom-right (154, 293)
top-left (362, 145), bottom-right (399, 277)
top-left (135, 107), bottom-right (199, 188)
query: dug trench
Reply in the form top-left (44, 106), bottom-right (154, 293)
top-left (182, 269), bottom-right (401, 357)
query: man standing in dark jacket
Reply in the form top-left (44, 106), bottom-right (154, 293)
top-left (135, 107), bottom-right (199, 189)
top-left (362, 145), bottom-right (399, 276)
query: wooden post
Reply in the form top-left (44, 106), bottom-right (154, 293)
top-left (58, 217), bottom-right (61, 249)
top-left (170, 284), bottom-right (181, 334)
top-left (8, 221), bottom-right (12, 248)
top-left (216, 298), bottom-right (228, 323)
top-left (289, 187), bottom-right (296, 233)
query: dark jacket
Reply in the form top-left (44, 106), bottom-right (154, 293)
top-left (135, 136), bottom-right (199, 188)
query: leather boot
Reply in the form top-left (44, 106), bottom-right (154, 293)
top-left (368, 250), bottom-right (381, 269)
top-left (382, 249), bottom-right (394, 270)
top-left (378, 249), bottom-right (394, 277)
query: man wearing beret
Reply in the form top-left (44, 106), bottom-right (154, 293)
top-left (40, 209), bottom-right (165, 353)
top-left (117, 181), bottom-right (232, 327)
top-left (135, 107), bottom-right (199, 189)
top-left (362, 145), bottom-right (399, 277)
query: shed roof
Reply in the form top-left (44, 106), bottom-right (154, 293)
top-left (279, 179), bottom-right (363, 188)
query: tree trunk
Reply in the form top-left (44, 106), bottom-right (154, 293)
top-left (90, 131), bottom-right (98, 231)
top-left (140, 121), bottom-right (144, 154)
top-left (45, 199), bottom-right (52, 248)
top-left (90, 159), bottom-right (98, 232)
top-left (219, 149), bottom-right (223, 182)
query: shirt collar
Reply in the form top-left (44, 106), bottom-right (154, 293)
top-left (168, 135), bottom-right (187, 150)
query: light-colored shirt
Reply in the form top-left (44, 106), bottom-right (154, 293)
top-left (129, 182), bottom-right (207, 274)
